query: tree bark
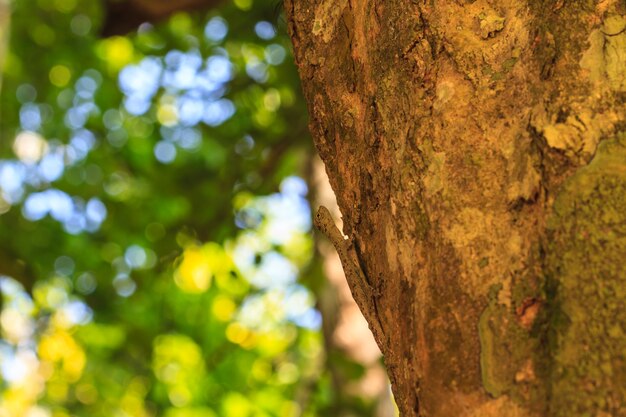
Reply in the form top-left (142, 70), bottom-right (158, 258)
top-left (286, 1), bottom-right (626, 416)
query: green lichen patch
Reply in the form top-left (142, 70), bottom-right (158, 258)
top-left (545, 135), bottom-right (626, 416)
top-left (478, 279), bottom-right (548, 408)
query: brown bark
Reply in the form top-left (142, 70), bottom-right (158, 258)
top-left (286, 0), bottom-right (626, 416)
top-left (102, 0), bottom-right (221, 36)
top-left (313, 156), bottom-right (395, 417)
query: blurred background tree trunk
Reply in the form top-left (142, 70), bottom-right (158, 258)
top-left (101, 0), bottom-right (221, 36)
top-left (0, 0), bottom-right (9, 92)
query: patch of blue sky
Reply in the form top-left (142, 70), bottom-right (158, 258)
top-left (22, 189), bottom-right (107, 233)
top-left (154, 141), bottom-right (177, 163)
top-left (163, 126), bottom-right (202, 150)
top-left (119, 57), bottom-right (162, 115)
top-left (60, 300), bottom-right (93, 325)
top-left (255, 251), bottom-right (298, 288)
top-left (46, 189), bottom-right (74, 222)
top-left (176, 127), bottom-right (202, 150)
top-left (0, 161), bottom-right (25, 203)
top-left (194, 72), bottom-right (222, 96)
top-left (204, 16), bottom-right (228, 42)
top-left (280, 176), bottom-right (308, 197)
top-left (0, 349), bottom-right (37, 383)
top-left (0, 277), bottom-right (34, 311)
top-left (264, 194), bottom-right (311, 244)
top-left (177, 95), bottom-right (205, 126)
top-left (65, 210), bottom-right (87, 234)
top-left (255, 21), bottom-right (276, 40)
top-left (19, 104), bottom-right (41, 131)
top-left (64, 102), bottom-right (97, 130)
top-left (85, 198), bottom-right (107, 224)
top-left (163, 65), bottom-right (197, 91)
top-left (75, 75), bottom-right (98, 97)
top-left (37, 151), bottom-right (65, 182)
top-left (283, 285), bottom-right (321, 329)
top-left (22, 192), bottom-right (48, 220)
top-left (203, 99), bottom-right (235, 126)
top-left (206, 55), bottom-right (233, 84)
top-left (68, 129), bottom-right (96, 161)
top-left (237, 285), bottom-right (321, 330)
top-left (123, 96), bottom-right (151, 116)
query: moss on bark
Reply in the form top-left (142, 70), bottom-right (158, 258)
top-left (545, 134), bottom-right (626, 416)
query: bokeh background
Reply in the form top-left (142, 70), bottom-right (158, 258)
top-left (0, 1), bottom-right (394, 416)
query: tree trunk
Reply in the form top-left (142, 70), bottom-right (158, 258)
top-left (285, 1), bottom-right (626, 416)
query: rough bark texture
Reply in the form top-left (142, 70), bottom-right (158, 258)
top-left (286, 1), bottom-right (626, 416)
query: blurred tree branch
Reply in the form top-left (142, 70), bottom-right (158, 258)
top-left (0, 0), bottom-right (9, 93)
top-left (102, 0), bottom-right (222, 36)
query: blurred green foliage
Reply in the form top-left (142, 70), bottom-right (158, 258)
top-left (0, 0), bottom-right (385, 416)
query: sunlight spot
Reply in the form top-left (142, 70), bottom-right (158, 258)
top-left (175, 247), bottom-right (212, 293)
top-left (212, 295), bottom-right (236, 321)
top-left (168, 386), bottom-right (191, 408)
top-left (0, 309), bottom-right (34, 343)
top-left (157, 104), bottom-right (179, 126)
top-left (233, 0), bottom-right (252, 11)
top-left (49, 65), bottom-right (72, 87)
top-left (25, 406), bottom-right (52, 417)
top-left (263, 88), bottom-right (281, 112)
top-left (100, 36), bottom-right (134, 71)
top-left (13, 131), bottom-right (48, 164)
top-left (225, 323), bottom-right (252, 346)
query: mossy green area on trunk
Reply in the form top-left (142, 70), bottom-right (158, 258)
top-left (545, 134), bottom-right (626, 416)
top-left (478, 275), bottom-right (548, 410)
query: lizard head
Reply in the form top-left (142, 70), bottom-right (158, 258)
top-left (314, 205), bottom-right (333, 230)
